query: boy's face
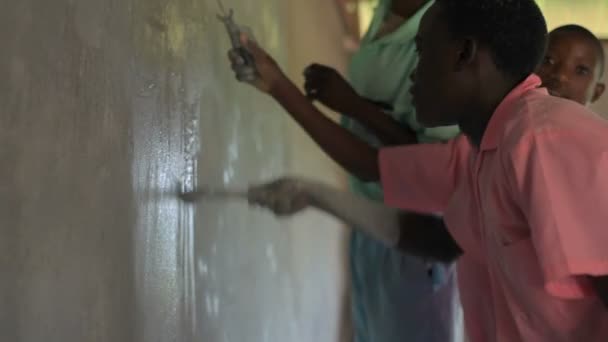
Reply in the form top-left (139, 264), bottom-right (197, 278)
top-left (411, 3), bottom-right (470, 127)
top-left (536, 31), bottom-right (605, 105)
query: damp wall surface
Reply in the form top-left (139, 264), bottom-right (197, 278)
top-left (0, 0), bottom-right (348, 341)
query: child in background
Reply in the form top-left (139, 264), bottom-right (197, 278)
top-left (537, 24), bottom-right (605, 106)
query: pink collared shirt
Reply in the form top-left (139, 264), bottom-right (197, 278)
top-left (379, 74), bottom-right (608, 341)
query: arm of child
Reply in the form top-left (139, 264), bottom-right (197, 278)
top-left (303, 63), bottom-right (418, 146)
top-left (270, 77), bottom-right (381, 181)
top-left (228, 36), bottom-right (381, 182)
top-left (248, 178), bottom-right (462, 263)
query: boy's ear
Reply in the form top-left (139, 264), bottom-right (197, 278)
top-left (455, 37), bottom-right (478, 71)
top-left (591, 82), bottom-right (606, 103)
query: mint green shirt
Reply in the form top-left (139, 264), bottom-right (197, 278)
top-left (342, 0), bottom-right (460, 200)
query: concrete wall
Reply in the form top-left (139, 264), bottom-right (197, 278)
top-left (0, 0), bottom-right (347, 341)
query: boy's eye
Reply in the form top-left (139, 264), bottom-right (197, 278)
top-left (575, 65), bottom-right (591, 76)
top-left (543, 56), bottom-right (554, 66)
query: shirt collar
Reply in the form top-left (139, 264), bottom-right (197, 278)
top-left (479, 74), bottom-right (544, 151)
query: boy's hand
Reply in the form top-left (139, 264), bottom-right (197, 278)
top-left (248, 178), bottom-right (312, 216)
top-left (228, 34), bottom-right (287, 94)
top-left (304, 64), bottom-right (362, 113)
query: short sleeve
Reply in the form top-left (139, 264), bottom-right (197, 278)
top-left (509, 132), bottom-right (608, 299)
top-left (379, 134), bottom-right (471, 213)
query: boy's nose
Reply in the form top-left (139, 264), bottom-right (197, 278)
top-left (552, 64), bottom-right (569, 83)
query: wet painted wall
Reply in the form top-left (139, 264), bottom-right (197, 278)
top-left (0, 0), bottom-right (347, 341)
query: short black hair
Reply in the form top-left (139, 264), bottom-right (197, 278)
top-left (436, 0), bottom-right (548, 81)
top-left (550, 24), bottom-right (605, 77)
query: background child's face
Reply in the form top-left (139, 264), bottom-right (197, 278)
top-left (536, 31), bottom-right (605, 105)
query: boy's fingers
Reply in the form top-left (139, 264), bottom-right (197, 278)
top-left (240, 33), bottom-right (265, 60)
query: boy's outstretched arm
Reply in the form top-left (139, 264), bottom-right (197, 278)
top-left (248, 178), bottom-right (463, 263)
top-left (270, 78), bottom-right (380, 181)
top-left (229, 36), bottom-right (383, 182)
top-left (303, 63), bottom-right (418, 146)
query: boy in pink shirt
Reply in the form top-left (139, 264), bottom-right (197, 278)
top-left (222, 0), bottom-right (608, 340)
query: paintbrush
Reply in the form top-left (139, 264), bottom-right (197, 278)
top-left (179, 186), bottom-right (248, 202)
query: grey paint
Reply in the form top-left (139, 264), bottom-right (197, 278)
top-left (0, 0), bottom-right (322, 341)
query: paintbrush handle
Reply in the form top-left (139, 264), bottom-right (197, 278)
top-left (179, 187), bottom-right (248, 202)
